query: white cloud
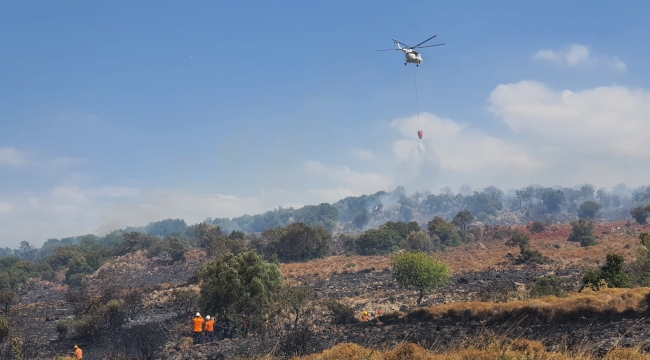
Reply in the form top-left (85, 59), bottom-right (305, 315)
top-left (0, 147), bottom-right (28, 166)
top-left (534, 44), bottom-right (626, 71)
top-left (489, 80), bottom-right (650, 185)
top-left (347, 147), bottom-right (374, 161)
top-left (390, 113), bottom-right (543, 173)
top-left (0, 202), bottom-right (12, 213)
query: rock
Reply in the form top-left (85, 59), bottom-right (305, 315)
top-left (477, 243), bottom-right (487, 250)
top-left (399, 304), bottom-right (409, 312)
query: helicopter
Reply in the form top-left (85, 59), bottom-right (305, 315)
top-left (378, 35), bottom-right (445, 66)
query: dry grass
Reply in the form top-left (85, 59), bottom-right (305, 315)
top-left (295, 340), bottom-right (650, 360)
top-left (412, 287), bottom-right (650, 322)
top-left (280, 221), bottom-right (650, 278)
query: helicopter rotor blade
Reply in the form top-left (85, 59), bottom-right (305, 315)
top-left (392, 39), bottom-right (412, 48)
top-left (415, 43), bottom-right (445, 49)
top-left (377, 49), bottom-right (401, 51)
top-left (410, 35), bottom-right (437, 49)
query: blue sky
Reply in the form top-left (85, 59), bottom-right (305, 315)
top-left (1, 1), bottom-right (649, 246)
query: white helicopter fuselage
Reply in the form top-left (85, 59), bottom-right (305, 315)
top-left (397, 45), bottom-right (423, 64)
top-left (404, 50), bottom-right (423, 64)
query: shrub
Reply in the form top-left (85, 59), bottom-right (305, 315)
top-left (529, 221), bottom-right (545, 234)
top-left (379, 221), bottom-right (421, 240)
top-left (583, 254), bottom-right (632, 290)
top-left (580, 235), bottom-right (598, 247)
top-left (198, 251), bottom-right (283, 322)
top-left (567, 219), bottom-right (594, 243)
top-left (530, 276), bottom-right (564, 298)
top-left (0, 317), bottom-right (8, 343)
top-left (263, 223), bottom-right (331, 262)
top-left (505, 233), bottom-right (548, 265)
top-left (355, 229), bottom-right (401, 255)
top-left (400, 231), bottom-right (433, 252)
top-left (427, 217), bottom-right (462, 247)
top-left (325, 300), bottom-right (357, 325)
top-left (0, 290), bottom-right (18, 313)
top-left (170, 288), bottom-right (198, 317)
top-left (56, 320), bottom-right (68, 340)
top-left (631, 206), bottom-right (649, 225)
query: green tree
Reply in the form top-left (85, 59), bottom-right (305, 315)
top-left (505, 233), bottom-right (548, 264)
top-left (452, 210), bottom-right (474, 231)
top-left (150, 237), bottom-right (190, 262)
top-left (567, 219), bottom-right (596, 247)
top-left (401, 231), bottom-right (434, 252)
top-left (281, 285), bottom-right (314, 328)
top-left (229, 230), bottom-right (245, 240)
top-left (263, 223), bottom-right (331, 262)
top-left (146, 218), bottom-right (187, 237)
top-left (538, 188), bottom-right (565, 213)
top-left (0, 290), bottom-right (18, 312)
top-left (427, 217), bottom-right (462, 247)
top-left (355, 228), bottom-right (401, 255)
top-left (380, 221), bottom-right (421, 240)
top-left (630, 206), bottom-right (649, 225)
top-left (530, 276), bottom-right (564, 298)
top-left (578, 200), bottom-right (602, 219)
top-left (583, 254), bottom-right (632, 290)
top-left (198, 251), bottom-right (283, 322)
top-left (630, 233), bottom-right (650, 286)
top-left (392, 251), bottom-right (450, 306)
top-left (353, 209), bottom-right (370, 229)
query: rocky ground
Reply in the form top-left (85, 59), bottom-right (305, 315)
top-left (7, 221), bottom-right (650, 359)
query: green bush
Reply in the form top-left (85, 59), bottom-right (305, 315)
top-left (326, 300), bottom-right (357, 325)
top-left (263, 223), bottom-right (331, 262)
top-left (0, 317), bottom-right (9, 343)
top-left (530, 276), bottom-right (564, 298)
top-left (56, 320), bottom-right (68, 340)
top-left (400, 231), bottom-right (434, 252)
top-left (505, 233), bottom-right (548, 265)
top-left (583, 254), bottom-right (632, 290)
top-left (427, 217), bottom-right (462, 247)
top-left (578, 200), bottom-right (602, 219)
top-left (568, 219), bottom-right (594, 243)
top-left (355, 229), bottom-right (401, 255)
top-left (529, 221), bottom-right (545, 234)
top-left (580, 235), bottom-right (598, 247)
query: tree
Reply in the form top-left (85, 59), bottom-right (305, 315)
top-left (578, 200), bottom-right (602, 219)
top-left (452, 210), bottom-right (474, 231)
top-left (401, 231), bottom-right (434, 252)
top-left (427, 217), bottom-right (462, 247)
top-left (150, 237), bottom-right (190, 262)
top-left (538, 188), bottom-right (565, 213)
top-left (483, 186), bottom-right (504, 202)
top-left (146, 218), bottom-right (187, 237)
top-left (14, 241), bottom-right (36, 261)
top-left (392, 251), bottom-right (450, 306)
top-left (281, 285), bottom-right (314, 328)
top-left (505, 233), bottom-right (548, 264)
top-left (355, 229), bottom-right (401, 255)
top-left (529, 221), bottom-right (545, 234)
top-left (567, 219), bottom-right (596, 246)
top-left (198, 251), bottom-right (283, 323)
top-left (631, 206), bottom-right (649, 225)
top-left (463, 192), bottom-right (503, 216)
top-left (229, 230), bottom-right (245, 240)
top-left (583, 254), bottom-right (632, 290)
top-left (263, 223), bottom-right (331, 262)
top-left (353, 210), bottom-right (370, 229)
top-left (0, 290), bottom-right (17, 313)
top-left (630, 233), bottom-right (650, 286)
top-left (379, 221), bottom-right (421, 240)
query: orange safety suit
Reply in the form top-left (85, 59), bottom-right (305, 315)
top-left (205, 319), bottom-right (215, 332)
top-left (193, 316), bottom-right (204, 332)
top-left (74, 347), bottom-right (83, 359)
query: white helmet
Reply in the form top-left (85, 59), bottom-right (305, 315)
top-left (196, 312), bottom-right (201, 317)
top-left (206, 315), bottom-right (211, 320)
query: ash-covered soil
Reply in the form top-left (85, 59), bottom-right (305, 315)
top-left (8, 236), bottom-right (650, 360)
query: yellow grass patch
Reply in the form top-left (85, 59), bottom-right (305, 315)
top-left (417, 287), bottom-right (650, 321)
